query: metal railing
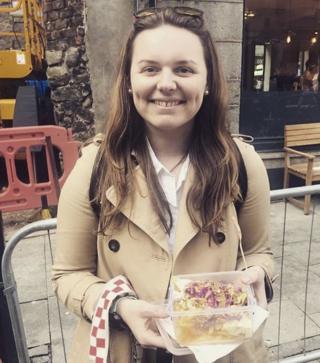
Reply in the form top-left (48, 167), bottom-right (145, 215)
top-left (1, 185), bottom-right (320, 362)
top-left (270, 185), bottom-right (320, 363)
top-left (1, 218), bottom-right (57, 363)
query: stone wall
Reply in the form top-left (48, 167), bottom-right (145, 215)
top-left (85, 0), bottom-right (133, 132)
top-left (44, 0), bottom-right (94, 140)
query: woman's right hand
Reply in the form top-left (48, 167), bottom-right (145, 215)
top-left (117, 298), bottom-right (168, 348)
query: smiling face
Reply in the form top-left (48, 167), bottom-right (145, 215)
top-left (130, 25), bottom-right (208, 135)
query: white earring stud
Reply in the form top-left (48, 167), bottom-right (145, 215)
top-left (128, 88), bottom-right (132, 94)
top-left (204, 89), bottom-right (209, 95)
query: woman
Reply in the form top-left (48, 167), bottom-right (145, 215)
top-left (53, 7), bottom-right (274, 363)
top-left (301, 60), bottom-right (319, 92)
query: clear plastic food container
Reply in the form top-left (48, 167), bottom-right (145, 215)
top-left (168, 271), bottom-right (255, 346)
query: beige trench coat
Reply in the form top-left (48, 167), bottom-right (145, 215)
top-left (52, 138), bottom-right (274, 363)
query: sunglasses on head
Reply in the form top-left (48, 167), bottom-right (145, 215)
top-left (134, 6), bottom-right (203, 20)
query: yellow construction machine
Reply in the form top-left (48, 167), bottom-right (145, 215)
top-left (0, 0), bottom-right (46, 125)
top-left (0, 0), bottom-right (56, 221)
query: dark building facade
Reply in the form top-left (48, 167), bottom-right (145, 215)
top-left (241, 0), bottom-right (320, 187)
top-left (242, 0), bottom-right (320, 150)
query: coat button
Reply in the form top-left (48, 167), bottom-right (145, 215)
top-left (108, 239), bottom-right (120, 252)
top-left (215, 232), bottom-right (225, 244)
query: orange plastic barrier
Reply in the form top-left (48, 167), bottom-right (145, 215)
top-left (0, 126), bottom-right (81, 212)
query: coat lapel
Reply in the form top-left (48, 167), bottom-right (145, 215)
top-left (105, 164), bottom-right (202, 257)
top-left (105, 166), bottom-right (169, 253)
top-left (173, 166), bottom-right (201, 261)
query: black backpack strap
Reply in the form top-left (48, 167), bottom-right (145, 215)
top-left (89, 160), bottom-right (101, 220)
top-left (88, 135), bottom-right (104, 220)
top-left (234, 141), bottom-right (248, 215)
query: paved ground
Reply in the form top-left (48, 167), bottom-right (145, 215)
top-left (265, 198), bottom-right (320, 362)
top-left (2, 197), bottom-right (320, 362)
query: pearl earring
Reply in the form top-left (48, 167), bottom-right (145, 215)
top-left (204, 89), bottom-right (209, 95)
top-left (128, 88), bottom-right (132, 94)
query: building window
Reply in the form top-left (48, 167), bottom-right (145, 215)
top-left (241, 0), bottom-right (320, 151)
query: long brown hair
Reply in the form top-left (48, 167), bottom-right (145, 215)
top-left (93, 7), bottom-right (241, 242)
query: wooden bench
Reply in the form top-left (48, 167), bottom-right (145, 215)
top-left (283, 122), bottom-right (320, 214)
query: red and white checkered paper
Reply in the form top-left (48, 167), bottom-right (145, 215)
top-left (89, 275), bottom-right (135, 363)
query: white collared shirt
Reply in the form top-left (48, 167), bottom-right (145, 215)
top-left (147, 141), bottom-right (190, 253)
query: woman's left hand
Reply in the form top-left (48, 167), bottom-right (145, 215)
top-left (242, 266), bottom-right (267, 309)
